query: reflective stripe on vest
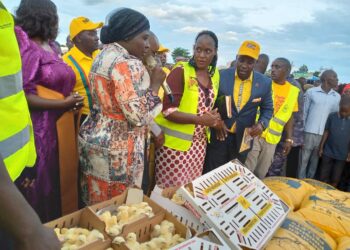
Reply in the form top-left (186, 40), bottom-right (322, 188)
top-left (272, 116), bottom-right (286, 126)
top-left (0, 4), bottom-right (36, 180)
top-left (264, 83), bottom-right (299, 144)
top-left (155, 62), bottom-right (220, 151)
top-left (158, 125), bottom-right (193, 141)
top-left (0, 71), bottom-right (22, 99)
top-left (0, 125), bottom-right (30, 158)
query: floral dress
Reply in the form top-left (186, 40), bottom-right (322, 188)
top-left (79, 43), bottom-right (161, 205)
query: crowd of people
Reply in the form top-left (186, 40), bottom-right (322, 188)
top-left (1, 0), bottom-right (350, 248)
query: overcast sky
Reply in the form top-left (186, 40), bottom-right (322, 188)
top-left (4, 0), bottom-right (350, 82)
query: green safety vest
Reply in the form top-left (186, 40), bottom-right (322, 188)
top-left (155, 62), bottom-right (220, 151)
top-left (0, 2), bottom-right (36, 180)
top-left (262, 82), bottom-right (300, 145)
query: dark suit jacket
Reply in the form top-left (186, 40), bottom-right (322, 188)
top-left (213, 67), bottom-right (273, 149)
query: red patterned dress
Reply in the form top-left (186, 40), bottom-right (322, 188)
top-left (155, 67), bottom-right (215, 188)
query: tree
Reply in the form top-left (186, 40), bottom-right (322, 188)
top-left (171, 47), bottom-right (191, 62)
top-left (313, 71), bottom-right (321, 77)
top-left (298, 64), bottom-right (308, 73)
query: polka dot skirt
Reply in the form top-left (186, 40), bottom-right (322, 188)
top-left (155, 85), bottom-right (215, 188)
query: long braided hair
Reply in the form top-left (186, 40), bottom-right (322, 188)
top-left (189, 30), bottom-right (218, 77)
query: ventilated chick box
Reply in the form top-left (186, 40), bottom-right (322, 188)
top-left (176, 160), bottom-right (289, 250)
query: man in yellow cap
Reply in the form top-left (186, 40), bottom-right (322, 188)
top-left (157, 45), bottom-right (170, 69)
top-left (63, 16), bottom-right (103, 124)
top-left (203, 40), bottom-right (273, 173)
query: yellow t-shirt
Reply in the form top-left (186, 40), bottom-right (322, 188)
top-left (230, 71), bottom-right (253, 132)
top-left (63, 47), bottom-right (100, 115)
top-left (272, 81), bottom-right (298, 115)
top-left (261, 81), bottom-right (298, 139)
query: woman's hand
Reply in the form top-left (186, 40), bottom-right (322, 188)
top-left (150, 66), bottom-right (166, 93)
top-left (198, 109), bottom-right (221, 127)
top-left (64, 92), bottom-right (84, 111)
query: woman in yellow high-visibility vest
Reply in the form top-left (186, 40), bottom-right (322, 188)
top-left (155, 31), bottom-right (221, 188)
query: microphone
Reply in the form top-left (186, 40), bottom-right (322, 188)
top-left (146, 55), bottom-right (174, 103)
top-left (162, 80), bottom-right (174, 103)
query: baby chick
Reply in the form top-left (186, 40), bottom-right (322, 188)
top-left (112, 236), bottom-right (126, 245)
top-left (125, 232), bottom-right (140, 250)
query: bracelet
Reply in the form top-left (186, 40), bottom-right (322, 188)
top-left (285, 138), bottom-right (294, 144)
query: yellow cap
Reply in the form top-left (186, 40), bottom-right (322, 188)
top-left (158, 44), bottom-right (170, 53)
top-left (70, 16), bottom-right (103, 40)
top-left (237, 40), bottom-right (260, 60)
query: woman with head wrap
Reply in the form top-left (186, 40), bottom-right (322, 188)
top-left (155, 30), bottom-right (221, 188)
top-left (78, 8), bottom-right (165, 205)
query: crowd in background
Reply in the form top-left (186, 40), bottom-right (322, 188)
top-left (1, 0), bottom-right (350, 249)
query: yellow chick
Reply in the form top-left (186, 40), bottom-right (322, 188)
top-left (117, 207), bottom-right (129, 224)
top-left (125, 232), bottom-right (140, 250)
top-left (169, 234), bottom-right (185, 247)
top-left (108, 224), bottom-right (121, 236)
top-left (150, 224), bottom-right (161, 238)
top-left (112, 236), bottom-right (126, 245)
top-left (65, 233), bottom-right (79, 245)
top-left (76, 234), bottom-right (87, 246)
top-left (160, 220), bottom-right (175, 235)
top-left (99, 211), bottom-right (111, 223)
top-left (86, 229), bottom-right (104, 242)
top-left (149, 237), bottom-right (167, 249)
top-left (61, 228), bottom-right (69, 234)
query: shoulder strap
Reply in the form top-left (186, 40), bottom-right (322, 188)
top-left (67, 55), bottom-right (93, 111)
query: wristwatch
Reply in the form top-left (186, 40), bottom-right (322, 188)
top-left (285, 138), bottom-right (294, 144)
top-left (258, 121), bottom-right (266, 130)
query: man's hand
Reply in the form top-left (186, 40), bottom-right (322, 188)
top-left (318, 148), bottom-right (323, 158)
top-left (249, 123), bottom-right (264, 137)
top-left (215, 121), bottom-right (230, 141)
top-left (16, 226), bottom-right (60, 250)
top-left (283, 141), bottom-right (292, 156)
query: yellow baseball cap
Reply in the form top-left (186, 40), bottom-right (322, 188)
top-left (237, 40), bottom-right (260, 60)
top-left (158, 44), bottom-right (170, 53)
top-left (70, 16), bottom-right (103, 40)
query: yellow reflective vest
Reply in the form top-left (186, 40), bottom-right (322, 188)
top-left (0, 2), bottom-right (36, 180)
top-left (263, 82), bottom-right (299, 144)
top-left (155, 62), bottom-right (220, 151)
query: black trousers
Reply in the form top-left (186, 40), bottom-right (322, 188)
top-left (203, 133), bottom-right (248, 174)
top-left (319, 154), bottom-right (346, 186)
top-left (285, 146), bottom-right (301, 178)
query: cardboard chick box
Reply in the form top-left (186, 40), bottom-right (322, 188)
top-left (45, 208), bottom-right (111, 250)
top-left (151, 185), bottom-right (207, 233)
top-left (176, 160), bottom-right (289, 250)
top-left (111, 210), bottom-right (192, 250)
top-left (169, 228), bottom-right (230, 250)
top-left (89, 188), bottom-right (164, 237)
